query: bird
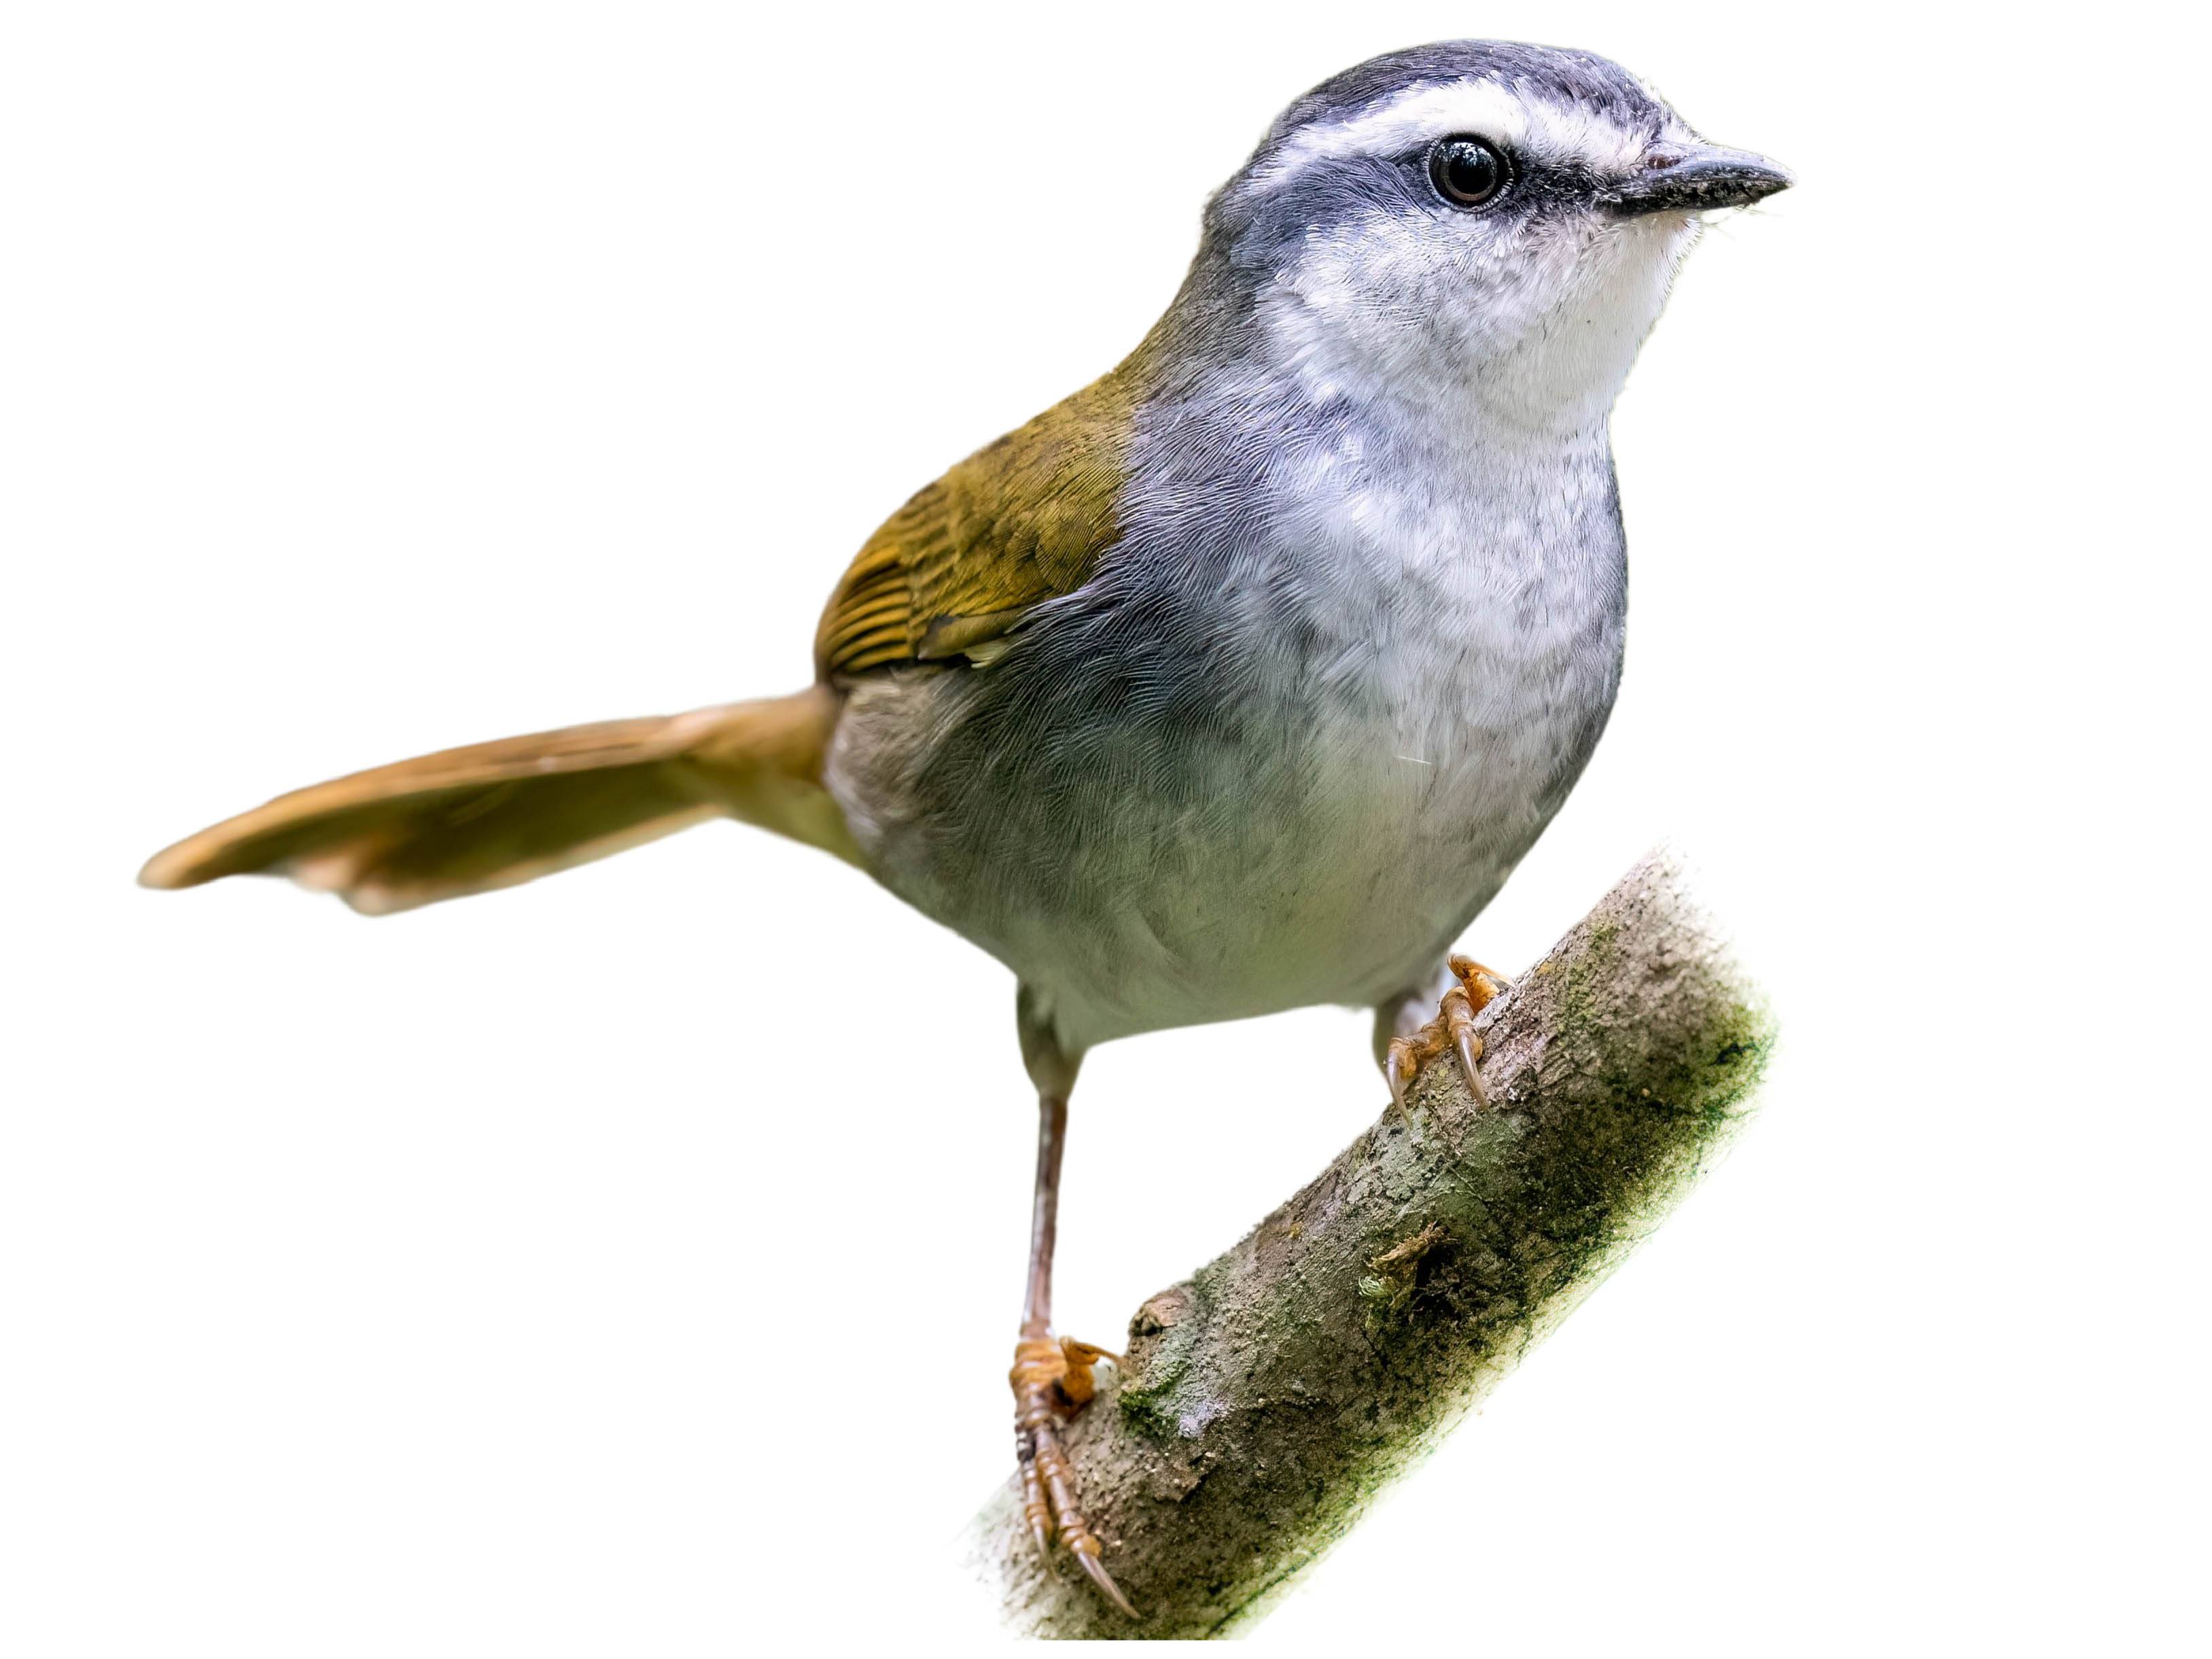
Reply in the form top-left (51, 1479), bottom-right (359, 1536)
top-left (140, 39), bottom-right (1787, 1615)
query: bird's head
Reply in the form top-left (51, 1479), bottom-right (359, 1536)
top-left (1199, 41), bottom-right (1789, 434)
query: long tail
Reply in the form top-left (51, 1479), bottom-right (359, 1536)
top-left (139, 686), bottom-right (859, 915)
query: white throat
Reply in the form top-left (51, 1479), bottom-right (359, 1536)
top-left (1257, 211), bottom-right (1700, 440)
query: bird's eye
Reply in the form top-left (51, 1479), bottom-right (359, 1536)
top-left (1428, 135), bottom-right (1510, 209)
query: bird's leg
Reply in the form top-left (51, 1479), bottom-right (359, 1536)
top-left (1377, 954), bottom-right (1512, 1120)
top-left (1008, 1006), bottom-right (1136, 1618)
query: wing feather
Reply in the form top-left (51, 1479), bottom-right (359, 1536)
top-left (813, 360), bottom-right (1145, 678)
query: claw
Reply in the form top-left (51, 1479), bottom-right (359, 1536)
top-left (1385, 1043), bottom-right (1415, 1124)
top-left (1076, 1547), bottom-right (1139, 1619)
top-left (1452, 1025), bottom-right (1486, 1106)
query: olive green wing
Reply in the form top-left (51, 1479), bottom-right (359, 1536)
top-left (815, 366), bottom-right (1141, 678)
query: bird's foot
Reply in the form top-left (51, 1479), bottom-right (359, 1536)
top-left (1386, 954), bottom-right (1511, 1121)
top-left (1011, 1333), bottom-right (1136, 1617)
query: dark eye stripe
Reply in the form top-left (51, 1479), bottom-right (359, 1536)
top-left (1428, 135), bottom-right (1510, 209)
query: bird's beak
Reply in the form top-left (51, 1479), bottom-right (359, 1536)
top-left (1601, 144), bottom-right (1793, 216)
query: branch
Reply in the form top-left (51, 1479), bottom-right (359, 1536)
top-left (962, 848), bottom-right (1774, 1638)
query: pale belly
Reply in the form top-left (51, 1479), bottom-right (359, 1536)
top-left (826, 574), bottom-right (1622, 1051)
top-left (1031, 713), bottom-right (1571, 1038)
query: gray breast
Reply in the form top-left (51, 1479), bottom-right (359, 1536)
top-left (826, 400), bottom-right (1626, 1053)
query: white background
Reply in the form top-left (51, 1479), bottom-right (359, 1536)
top-left (5, 2), bottom-right (2204, 1652)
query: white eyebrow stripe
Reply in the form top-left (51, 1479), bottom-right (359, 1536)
top-left (1248, 77), bottom-right (1651, 195)
top-left (1252, 82), bottom-right (1529, 190)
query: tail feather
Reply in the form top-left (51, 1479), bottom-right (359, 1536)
top-left (139, 686), bottom-right (858, 914)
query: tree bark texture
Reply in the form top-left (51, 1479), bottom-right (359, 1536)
top-left (963, 848), bottom-right (1774, 1638)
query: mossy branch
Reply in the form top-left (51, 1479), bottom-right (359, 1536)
top-left (962, 848), bottom-right (1774, 1638)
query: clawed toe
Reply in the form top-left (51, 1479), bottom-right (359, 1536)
top-left (1011, 1333), bottom-right (1136, 1617)
top-left (1386, 956), bottom-right (1511, 1121)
